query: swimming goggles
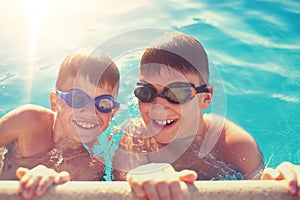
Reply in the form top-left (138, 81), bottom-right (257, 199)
top-left (56, 88), bottom-right (119, 113)
top-left (134, 81), bottom-right (210, 104)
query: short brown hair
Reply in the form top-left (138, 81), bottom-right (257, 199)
top-left (140, 32), bottom-right (209, 84)
top-left (56, 52), bottom-right (119, 92)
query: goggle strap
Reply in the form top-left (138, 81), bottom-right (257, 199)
top-left (56, 90), bottom-right (67, 99)
top-left (195, 84), bottom-right (210, 93)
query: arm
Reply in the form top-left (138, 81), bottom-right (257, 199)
top-left (220, 119), bottom-right (264, 180)
top-left (0, 104), bottom-right (54, 154)
top-left (222, 120), bottom-right (300, 197)
top-left (0, 105), bottom-right (28, 147)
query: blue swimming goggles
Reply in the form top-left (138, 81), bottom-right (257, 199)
top-left (134, 81), bottom-right (210, 104)
top-left (56, 88), bottom-right (119, 113)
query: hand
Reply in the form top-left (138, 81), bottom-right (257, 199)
top-left (16, 165), bottom-right (70, 199)
top-left (261, 162), bottom-right (300, 197)
top-left (126, 163), bottom-right (197, 200)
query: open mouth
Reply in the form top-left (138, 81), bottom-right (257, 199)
top-left (73, 120), bottom-right (99, 130)
top-left (153, 119), bottom-right (177, 127)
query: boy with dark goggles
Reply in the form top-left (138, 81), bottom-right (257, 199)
top-left (56, 88), bottom-right (120, 113)
top-left (134, 81), bottom-right (210, 104)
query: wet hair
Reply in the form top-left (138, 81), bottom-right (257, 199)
top-left (140, 32), bottom-right (209, 84)
top-left (56, 52), bottom-right (119, 92)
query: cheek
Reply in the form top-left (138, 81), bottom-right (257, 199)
top-left (57, 104), bottom-right (72, 120)
top-left (97, 113), bottom-right (112, 129)
top-left (181, 99), bottom-right (201, 117)
top-left (57, 100), bottom-right (72, 113)
top-left (138, 102), bottom-right (151, 121)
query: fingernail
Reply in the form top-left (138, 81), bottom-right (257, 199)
top-left (22, 190), bottom-right (29, 198)
top-left (272, 170), bottom-right (280, 178)
top-left (36, 186), bottom-right (42, 193)
top-left (54, 177), bottom-right (61, 184)
top-left (289, 185), bottom-right (295, 194)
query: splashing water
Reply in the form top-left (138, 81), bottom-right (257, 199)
top-left (48, 148), bottom-right (64, 169)
top-left (92, 126), bottom-right (118, 181)
top-left (92, 96), bottom-right (140, 181)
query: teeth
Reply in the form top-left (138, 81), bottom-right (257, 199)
top-left (154, 119), bottom-right (175, 126)
top-left (74, 120), bottom-right (97, 129)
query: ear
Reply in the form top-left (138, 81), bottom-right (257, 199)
top-left (50, 91), bottom-right (58, 112)
top-left (200, 84), bottom-right (214, 109)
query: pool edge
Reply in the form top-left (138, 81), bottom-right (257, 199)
top-left (0, 180), bottom-right (298, 200)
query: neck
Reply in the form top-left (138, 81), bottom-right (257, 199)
top-left (197, 113), bottom-right (208, 137)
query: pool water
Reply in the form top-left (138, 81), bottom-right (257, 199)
top-left (0, 0), bottom-right (299, 176)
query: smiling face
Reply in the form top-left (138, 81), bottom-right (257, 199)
top-left (138, 65), bottom-right (208, 144)
top-left (51, 75), bottom-right (118, 145)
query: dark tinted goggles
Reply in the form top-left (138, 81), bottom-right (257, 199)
top-left (134, 81), bottom-right (210, 104)
top-left (56, 88), bottom-right (119, 113)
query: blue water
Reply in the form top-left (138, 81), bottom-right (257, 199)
top-left (0, 0), bottom-right (300, 172)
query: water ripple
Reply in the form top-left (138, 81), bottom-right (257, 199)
top-left (0, 72), bottom-right (15, 83)
top-left (271, 93), bottom-right (300, 104)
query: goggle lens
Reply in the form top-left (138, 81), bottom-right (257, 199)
top-left (134, 81), bottom-right (208, 104)
top-left (165, 87), bottom-right (191, 104)
top-left (97, 98), bottom-right (115, 111)
top-left (56, 89), bottom-right (119, 113)
top-left (67, 92), bottom-right (86, 108)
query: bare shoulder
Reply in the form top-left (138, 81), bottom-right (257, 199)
top-left (203, 114), bottom-right (257, 144)
top-left (1, 104), bottom-right (53, 119)
top-left (215, 116), bottom-right (263, 178)
top-left (0, 104), bottom-right (54, 130)
top-left (224, 118), bottom-right (256, 143)
top-left (0, 104), bottom-right (55, 147)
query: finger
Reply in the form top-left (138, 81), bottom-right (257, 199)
top-left (18, 172), bottom-right (33, 193)
top-left (169, 180), bottom-right (182, 200)
top-left (156, 181), bottom-right (171, 200)
top-left (128, 179), bottom-right (146, 198)
top-left (294, 166), bottom-right (300, 197)
top-left (143, 180), bottom-right (160, 200)
top-left (35, 176), bottom-right (55, 196)
top-left (55, 171), bottom-right (71, 184)
top-left (260, 167), bottom-right (282, 180)
top-left (178, 170), bottom-right (197, 183)
top-left (18, 165), bottom-right (51, 196)
top-left (21, 175), bottom-right (41, 199)
top-left (277, 162), bottom-right (297, 195)
top-left (16, 167), bottom-right (30, 179)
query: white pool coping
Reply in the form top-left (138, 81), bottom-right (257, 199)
top-left (0, 180), bottom-right (298, 200)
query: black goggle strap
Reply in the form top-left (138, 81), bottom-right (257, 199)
top-left (195, 84), bottom-right (210, 94)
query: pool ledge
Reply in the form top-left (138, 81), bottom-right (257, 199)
top-left (0, 180), bottom-right (298, 200)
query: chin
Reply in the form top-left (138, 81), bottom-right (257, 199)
top-left (78, 135), bottom-right (97, 144)
top-left (154, 134), bottom-right (175, 144)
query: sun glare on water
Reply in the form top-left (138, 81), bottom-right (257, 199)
top-left (21, 0), bottom-right (55, 101)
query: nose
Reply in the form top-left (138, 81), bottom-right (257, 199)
top-left (72, 103), bottom-right (100, 122)
top-left (80, 102), bottom-right (97, 113)
top-left (152, 94), bottom-right (169, 105)
top-left (149, 103), bottom-right (167, 119)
